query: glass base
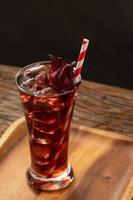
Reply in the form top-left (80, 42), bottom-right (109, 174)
top-left (26, 164), bottom-right (74, 191)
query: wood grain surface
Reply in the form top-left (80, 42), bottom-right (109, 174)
top-left (1, 118), bottom-right (133, 200)
top-left (0, 65), bottom-right (133, 137)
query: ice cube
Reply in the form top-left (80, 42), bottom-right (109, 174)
top-left (45, 118), bottom-right (57, 124)
top-left (28, 112), bottom-right (36, 119)
top-left (35, 71), bottom-right (47, 85)
top-left (31, 134), bottom-right (52, 145)
top-left (33, 117), bottom-right (63, 135)
top-left (35, 137), bottom-right (51, 145)
top-left (20, 94), bottom-right (31, 103)
top-left (46, 97), bottom-right (65, 112)
top-left (29, 83), bottom-right (41, 93)
top-left (28, 110), bottom-right (48, 121)
top-left (43, 88), bottom-right (59, 97)
top-left (31, 142), bottom-right (51, 159)
top-left (46, 97), bottom-right (59, 106)
top-left (32, 117), bottom-right (57, 125)
top-left (34, 159), bottom-right (49, 166)
top-left (35, 87), bottom-right (52, 96)
top-left (34, 126), bottom-right (55, 135)
top-left (24, 65), bottom-right (46, 77)
top-left (20, 78), bottom-right (34, 88)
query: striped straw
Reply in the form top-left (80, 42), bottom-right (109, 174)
top-left (74, 38), bottom-right (89, 83)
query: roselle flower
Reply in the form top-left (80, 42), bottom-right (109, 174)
top-left (47, 55), bottom-right (76, 92)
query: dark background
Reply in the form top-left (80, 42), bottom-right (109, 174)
top-left (0, 0), bottom-right (133, 89)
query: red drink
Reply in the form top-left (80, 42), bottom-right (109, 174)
top-left (16, 61), bottom-right (78, 190)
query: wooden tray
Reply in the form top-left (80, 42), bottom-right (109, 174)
top-left (1, 118), bottom-right (133, 200)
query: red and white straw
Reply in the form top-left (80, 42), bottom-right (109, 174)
top-left (74, 38), bottom-right (89, 83)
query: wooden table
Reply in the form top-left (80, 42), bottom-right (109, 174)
top-left (1, 65), bottom-right (133, 200)
top-left (0, 64), bottom-right (133, 137)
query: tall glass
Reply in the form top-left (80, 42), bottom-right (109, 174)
top-left (15, 61), bottom-right (77, 191)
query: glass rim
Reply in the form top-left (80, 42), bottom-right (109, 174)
top-left (15, 60), bottom-right (77, 98)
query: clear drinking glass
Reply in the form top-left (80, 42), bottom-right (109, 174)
top-left (15, 61), bottom-right (77, 191)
